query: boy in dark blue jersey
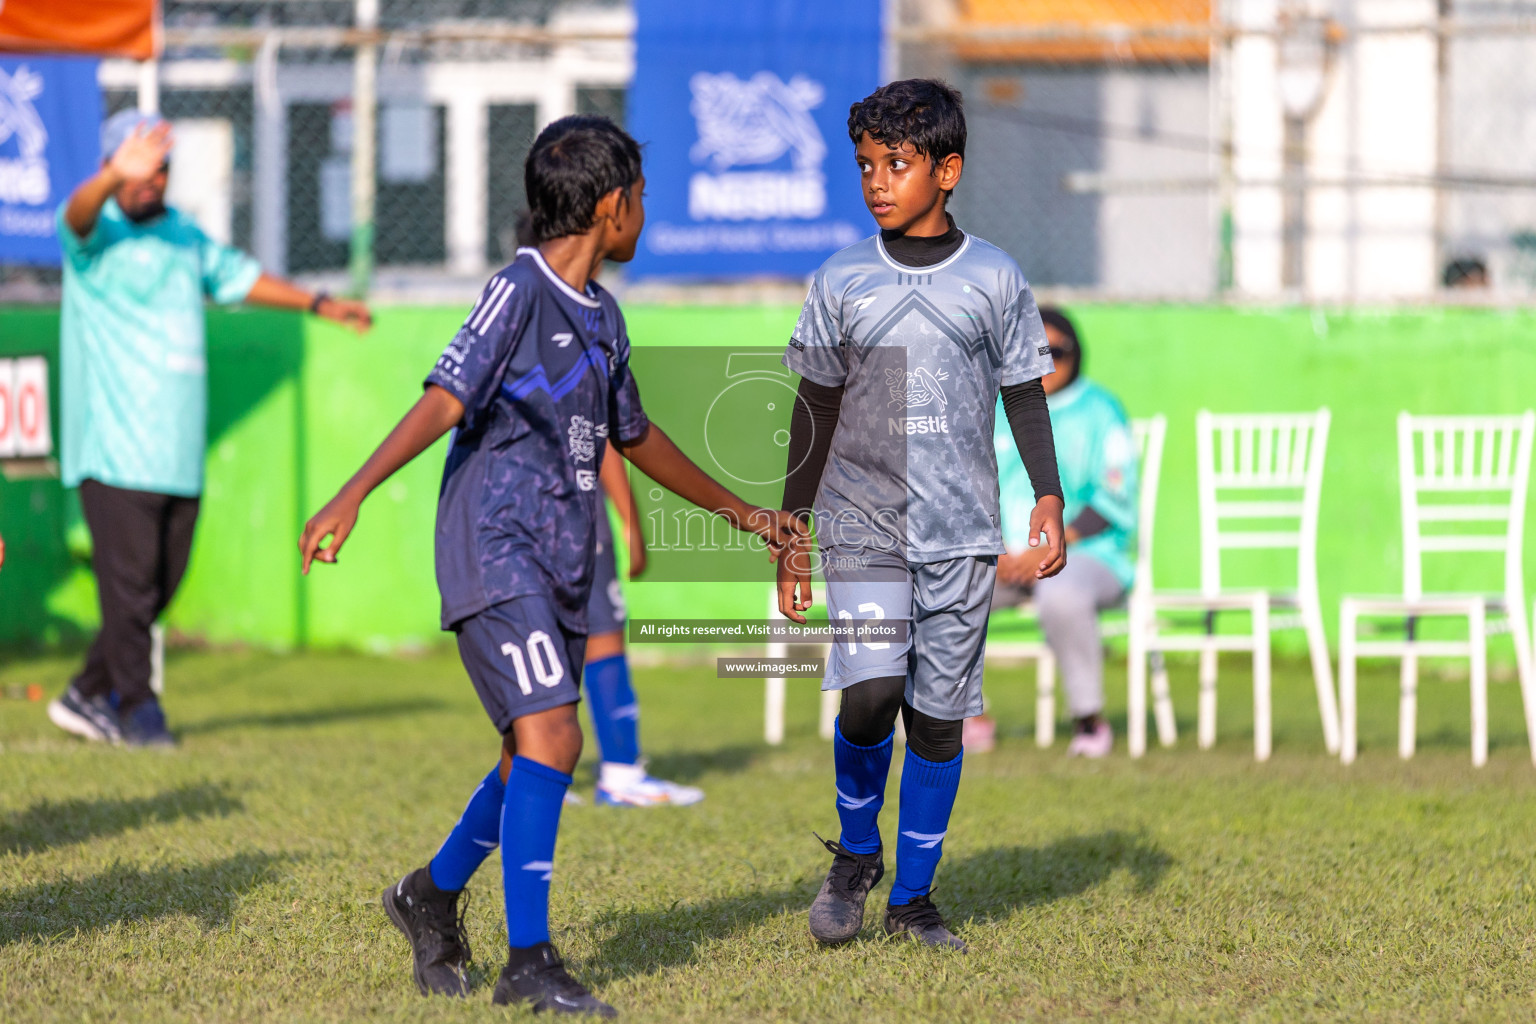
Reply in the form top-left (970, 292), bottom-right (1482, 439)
top-left (300, 116), bottom-right (803, 1017)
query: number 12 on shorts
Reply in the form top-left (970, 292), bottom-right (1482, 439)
top-left (837, 602), bottom-right (892, 654)
top-left (500, 632), bottom-right (565, 695)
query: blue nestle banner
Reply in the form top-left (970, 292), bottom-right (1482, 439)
top-left (0, 56), bottom-right (100, 266)
top-left (628, 0), bottom-right (881, 280)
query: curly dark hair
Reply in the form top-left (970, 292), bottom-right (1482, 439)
top-left (847, 78), bottom-right (966, 190)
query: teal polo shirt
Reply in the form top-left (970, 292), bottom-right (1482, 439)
top-left (995, 377), bottom-right (1141, 588)
top-left (57, 199), bottom-right (261, 497)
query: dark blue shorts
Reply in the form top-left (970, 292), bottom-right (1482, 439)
top-left (456, 596), bottom-right (586, 734)
top-left (586, 513), bottom-right (626, 637)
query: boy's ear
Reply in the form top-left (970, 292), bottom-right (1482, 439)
top-left (595, 185), bottom-right (628, 226)
top-left (935, 152), bottom-right (963, 193)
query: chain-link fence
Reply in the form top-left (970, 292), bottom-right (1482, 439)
top-left (5, 0), bottom-right (1536, 302)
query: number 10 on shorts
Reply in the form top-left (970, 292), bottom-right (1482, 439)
top-left (500, 632), bottom-right (565, 695)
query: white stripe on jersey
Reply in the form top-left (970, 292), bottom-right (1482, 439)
top-left (463, 281), bottom-right (494, 327)
top-left (478, 280), bottom-right (516, 335)
top-left (470, 278), bottom-right (507, 331)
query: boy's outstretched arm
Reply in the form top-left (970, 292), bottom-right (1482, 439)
top-left (599, 440), bottom-right (646, 578)
top-left (299, 384), bottom-right (465, 574)
top-left (615, 424), bottom-right (805, 553)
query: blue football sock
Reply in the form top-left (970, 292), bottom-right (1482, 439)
top-left (833, 717), bottom-right (893, 855)
top-left (584, 654), bottom-right (641, 765)
top-left (888, 748), bottom-right (963, 905)
top-left (428, 764), bottom-right (506, 892)
top-left (501, 755), bottom-right (572, 948)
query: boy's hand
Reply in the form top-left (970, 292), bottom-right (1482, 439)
top-left (1027, 495), bottom-right (1067, 579)
top-left (316, 296), bottom-right (373, 333)
top-left (750, 507), bottom-right (810, 560)
top-left (998, 550), bottom-right (1041, 587)
top-left (776, 533), bottom-right (815, 624)
top-left (299, 491), bottom-right (362, 574)
top-left (109, 121), bottom-right (173, 182)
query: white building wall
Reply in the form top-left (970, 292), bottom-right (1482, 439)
top-left (1232, 0), bottom-right (1439, 300)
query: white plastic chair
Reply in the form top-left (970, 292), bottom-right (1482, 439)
top-left (1131, 410), bottom-right (1340, 762)
top-left (988, 416), bottom-right (1175, 750)
top-left (1339, 412), bottom-right (1536, 767)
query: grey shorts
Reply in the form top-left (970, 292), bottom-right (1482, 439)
top-left (586, 512), bottom-right (626, 637)
top-left (820, 550), bottom-right (998, 721)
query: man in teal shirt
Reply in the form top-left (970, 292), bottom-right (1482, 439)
top-left (47, 110), bottom-right (371, 747)
top-left (988, 307), bottom-right (1139, 757)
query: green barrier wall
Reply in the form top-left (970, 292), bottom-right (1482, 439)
top-left (3, 304), bottom-right (1535, 661)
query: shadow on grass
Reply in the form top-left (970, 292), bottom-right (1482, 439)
top-left (177, 698), bottom-right (446, 736)
top-left (588, 829), bottom-right (1171, 982)
top-left (943, 829), bottom-right (1172, 923)
top-left (0, 851), bottom-right (288, 945)
top-left (639, 744), bottom-right (759, 783)
top-left (0, 782), bottom-right (243, 857)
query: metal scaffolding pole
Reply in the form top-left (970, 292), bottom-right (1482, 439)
top-left (349, 0), bottom-right (378, 297)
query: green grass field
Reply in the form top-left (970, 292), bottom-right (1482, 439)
top-left (1, 647), bottom-right (1534, 1022)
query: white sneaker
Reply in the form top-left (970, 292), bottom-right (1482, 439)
top-left (1066, 720), bottom-right (1113, 759)
top-left (594, 761), bottom-right (704, 807)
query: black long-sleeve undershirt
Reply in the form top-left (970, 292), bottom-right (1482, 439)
top-left (1000, 377), bottom-right (1062, 503)
top-left (782, 377), bottom-right (842, 520)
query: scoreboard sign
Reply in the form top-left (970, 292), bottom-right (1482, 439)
top-left (0, 356), bottom-right (53, 458)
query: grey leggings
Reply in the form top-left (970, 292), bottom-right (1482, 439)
top-left (994, 554), bottom-right (1127, 719)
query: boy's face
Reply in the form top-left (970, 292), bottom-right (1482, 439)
top-left (604, 175), bottom-right (646, 263)
top-left (854, 134), bottom-right (962, 235)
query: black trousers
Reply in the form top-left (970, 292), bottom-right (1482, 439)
top-left (72, 479), bottom-right (200, 712)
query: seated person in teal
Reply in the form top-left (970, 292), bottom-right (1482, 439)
top-left (985, 308), bottom-right (1139, 758)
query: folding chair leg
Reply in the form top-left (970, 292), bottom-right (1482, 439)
top-left (150, 622), bottom-right (165, 696)
top-left (1253, 597), bottom-right (1272, 763)
top-left (765, 588), bottom-right (786, 745)
top-left (1127, 636), bottom-right (1147, 758)
top-left (765, 677), bottom-right (786, 745)
top-left (1340, 604), bottom-right (1358, 765)
top-left (1036, 649), bottom-right (1057, 749)
top-left (1302, 604), bottom-right (1340, 754)
top-left (1197, 647), bottom-right (1218, 750)
top-left (1398, 654), bottom-right (1417, 760)
top-left (1151, 652), bottom-right (1178, 748)
top-left (1508, 594), bottom-right (1536, 766)
top-left (1471, 605), bottom-right (1488, 768)
top-left (819, 688), bottom-right (839, 741)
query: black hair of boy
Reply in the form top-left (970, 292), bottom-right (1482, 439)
top-left (846, 79), bottom-right (966, 193)
top-left (524, 115), bottom-right (643, 244)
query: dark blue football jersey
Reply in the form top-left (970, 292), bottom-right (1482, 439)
top-left (425, 248), bottom-right (650, 632)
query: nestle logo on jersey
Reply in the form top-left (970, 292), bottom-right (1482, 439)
top-left (889, 415), bottom-right (949, 435)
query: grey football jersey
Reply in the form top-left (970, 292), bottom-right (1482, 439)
top-left (783, 232), bottom-right (1052, 563)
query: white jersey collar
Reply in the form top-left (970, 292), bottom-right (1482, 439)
top-left (517, 246), bottom-right (602, 308)
top-left (874, 231), bottom-right (972, 274)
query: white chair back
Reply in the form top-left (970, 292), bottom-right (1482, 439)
top-left (1397, 412), bottom-right (1535, 601)
top-left (1129, 415), bottom-right (1167, 599)
top-left (1194, 409), bottom-right (1331, 597)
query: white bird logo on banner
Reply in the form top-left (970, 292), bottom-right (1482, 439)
top-left (689, 71), bottom-right (827, 172)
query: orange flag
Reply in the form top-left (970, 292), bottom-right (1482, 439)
top-left (0, 0), bottom-right (160, 60)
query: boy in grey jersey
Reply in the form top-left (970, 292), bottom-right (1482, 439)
top-left (778, 79), bottom-right (1067, 950)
